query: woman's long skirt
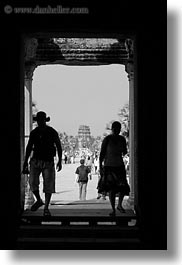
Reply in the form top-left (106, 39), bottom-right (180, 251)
top-left (98, 165), bottom-right (130, 195)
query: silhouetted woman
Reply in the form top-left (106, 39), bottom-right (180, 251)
top-left (99, 121), bottom-right (130, 216)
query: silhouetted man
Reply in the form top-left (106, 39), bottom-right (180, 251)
top-left (23, 111), bottom-right (62, 217)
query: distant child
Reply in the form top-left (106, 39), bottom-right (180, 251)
top-left (75, 159), bottom-right (91, 200)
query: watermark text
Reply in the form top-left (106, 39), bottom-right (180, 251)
top-left (4, 5), bottom-right (89, 15)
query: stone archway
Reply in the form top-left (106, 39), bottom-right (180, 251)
top-left (23, 36), bottom-right (136, 210)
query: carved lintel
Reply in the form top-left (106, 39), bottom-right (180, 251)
top-left (24, 38), bottom-right (38, 61)
top-left (125, 38), bottom-right (134, 58)
top-left (25, 63), bottom-right (37, 80)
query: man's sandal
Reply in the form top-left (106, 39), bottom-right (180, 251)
top-left (117, 206), bottom-right (126, 213)
top-left (31, 200), bottom-right (44, 211)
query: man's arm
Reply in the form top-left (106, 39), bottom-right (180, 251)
top-left (122, 136), bottom-right (127, 156)
top-left (99, 136), bottom-right (108, 170)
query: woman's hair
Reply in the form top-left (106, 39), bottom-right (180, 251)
top-left (111, 121), bottom-right (121, 130)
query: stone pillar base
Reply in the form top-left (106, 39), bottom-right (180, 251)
top-left (24, 174), bottom-right (35, 210)
top-left (126, 194), bottom-right (135, 210)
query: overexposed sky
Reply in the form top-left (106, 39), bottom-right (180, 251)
top-left (32, 64), bottom-right (129, 137)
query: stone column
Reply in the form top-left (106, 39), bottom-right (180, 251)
top-left (125, 62), bottom-right (135, 208)
top-left (25, 67), bottom-right (33, 137)
top-left (22, 38), bottom-right (38, 209)
top-left (23, 64), bottom-right (35, 209)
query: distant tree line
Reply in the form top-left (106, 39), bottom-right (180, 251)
top-left (31, 101), bottom-right (129, 154)
top-left (105, 103), bottom-right (129, 151)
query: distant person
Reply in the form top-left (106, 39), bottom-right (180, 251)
top-left (62, 153), bottom-right (65, 163)
top-left (81, 153), bottom-right (86, 160)
top-left (98, 121), bottom-right (130, 216)
top-left (86, 155), bottom-right (93, 179)
top-left (64, 154), bottom-right (68, 164)
top-left (94, 155), bottom-right (106, 199)
top-left (70, 155), bottom-right (74, 164)
top-left (22, 111), bottom-right (62, 217)
top-left (75, 159), bottom-right (91, 200)
top-left (94, 155), bottom-right (99, 174)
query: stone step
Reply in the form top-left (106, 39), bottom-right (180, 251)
top-left (19, 224), bottom-right (139, 238)
top-left (17, 236), bottom-right (141, 249)
top-left (21, 208), bottom-right (136, 226)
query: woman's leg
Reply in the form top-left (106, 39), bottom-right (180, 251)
top-left (117, 192), bottom-right (125, 212)
top-left (109, 190), bottom-right (116, 215)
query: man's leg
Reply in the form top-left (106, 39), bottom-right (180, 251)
top-left (42, 161), bottom-right (55, 216)
top-left (29, 159), bottom-right (44, 211)
top-left (33, 190), bottom-right (41, 202)
top-left (82, 183), bottom-right (87, 200)
top-left (79, 182), bottom-right (83, 200)
top-left (30, 190), bottom-right (44, 211)
top-left (44, 193), bottom-right (52, 210)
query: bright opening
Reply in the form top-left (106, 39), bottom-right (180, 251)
top-left (29, 64), bottom-right (129, 203)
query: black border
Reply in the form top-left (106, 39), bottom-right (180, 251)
top-left (0, 0), bottom-right (167, 251)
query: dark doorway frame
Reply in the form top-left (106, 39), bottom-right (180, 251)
top-left (23, 36), bottom-right (136, 213)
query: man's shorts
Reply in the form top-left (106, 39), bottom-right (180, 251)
top-left (29, 158), bottom-right (55, 193)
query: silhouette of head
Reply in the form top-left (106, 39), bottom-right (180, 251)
top-left (33, 111), bottom-right (50, 126)
top-left (111, 121), bottom-right (121, 135)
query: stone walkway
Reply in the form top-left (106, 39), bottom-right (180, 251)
top-left (24, 161), bottom-right (130, 213)
top-left (39, 162), bottom-right (129, 204)
top-left (23, 162), bottom-right (135, 225)
top-left (39, 162), bottom-right (100, 203)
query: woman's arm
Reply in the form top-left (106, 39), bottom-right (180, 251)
top-left (99, 136), bottom-right (109, 169)
top-left (122, 136), bottom-right (127, 156)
